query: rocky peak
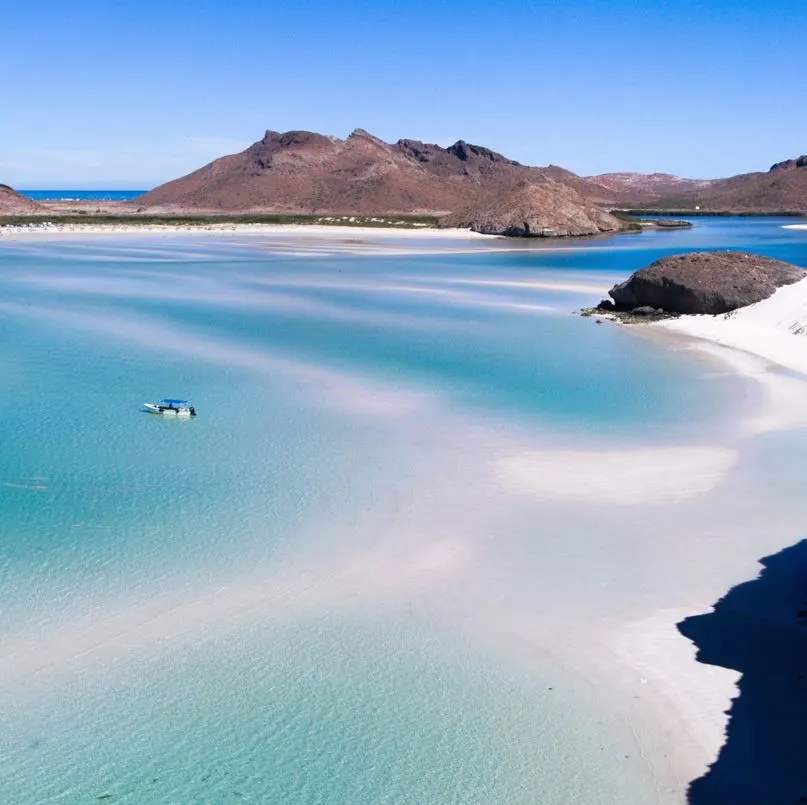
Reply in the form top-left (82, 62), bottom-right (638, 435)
top-left (770, 155), bottom-right (807, 172)
top-left (248, 129), bottom-right (337, 172)
top-left (395, 138), bottom-right (437, 162)
top-left (446, 140), bottom-right (520, 166)
top-left (258, 130), bottom-right (334, 149)
top-left (347, 128), bottom-right (388, 147)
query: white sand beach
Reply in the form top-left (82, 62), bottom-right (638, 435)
top-left (0, 222), bottom-right (493, 240)
top-left (655, 277), bottom-right (807, 376)
top-left (0, 222), bottom-right (521, 257)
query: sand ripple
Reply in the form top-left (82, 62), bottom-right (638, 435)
top-left (495, 446), bottom-right (738, 504)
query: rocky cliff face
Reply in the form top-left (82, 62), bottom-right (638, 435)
top-left (135, 128), bottom-right (619, 232)
top-left (442, 182), bottom-right (621, 237)
top-left (606, 251), bottom-right (806, 315)
top-left (0, 185), bottom-right (40, 215)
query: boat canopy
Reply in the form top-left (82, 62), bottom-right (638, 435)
top-left (161, 399), bottom-right (188, 405)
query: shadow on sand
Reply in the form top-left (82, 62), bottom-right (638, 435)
top-left (678, 539), bottom-right (807, 804)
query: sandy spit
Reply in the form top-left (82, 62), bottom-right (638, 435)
top-left (0, 222), bottom-right (493, 240)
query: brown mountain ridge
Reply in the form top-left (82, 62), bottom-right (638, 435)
top-left (588, 156), bottom-right (807, 211)
top-left (136, 128), bottom-right (623, 236)
top-left (584, 173), bottom-right (713, 204)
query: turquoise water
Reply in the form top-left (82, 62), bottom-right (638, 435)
top-left (19, 190), bottom-right (147, 201)
top-left (1, 219), bottom-right (806, 803)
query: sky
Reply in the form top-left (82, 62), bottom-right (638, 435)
top-left (1, 0), bottom-right (804, 188)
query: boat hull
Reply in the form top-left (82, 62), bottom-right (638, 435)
top-left (143, 403), bottom-right (194, 416)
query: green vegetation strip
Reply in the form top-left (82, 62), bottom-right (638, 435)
top-left (615, 209), bottom-right (807, 218)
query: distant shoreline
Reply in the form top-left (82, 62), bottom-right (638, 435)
top-left (613, 208), bottom-right (807, 218)
top-left (18, 190), bottom-right (146, 202)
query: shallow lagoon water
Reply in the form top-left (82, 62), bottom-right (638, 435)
top-left (1, 219), bottom-right (807, 803)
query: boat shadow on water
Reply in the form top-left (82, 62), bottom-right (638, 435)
top-left (678, 539), bottom-right (807, 805)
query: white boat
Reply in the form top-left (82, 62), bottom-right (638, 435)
top-left (143, 399), bottom-right (197, 417)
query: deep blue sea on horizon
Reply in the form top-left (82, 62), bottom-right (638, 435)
top-left (1, 218), bottom-right (807, 803)
top-left (19, 189), bottom-right (147, 201)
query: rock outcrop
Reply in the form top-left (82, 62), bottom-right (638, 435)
top-left (0, 184), bottom-right (40, 215)
top-left (606, 251), bottom-right (806, 315)
top-left (134, 128), bottom-right (620, 235)
top-left (770, 155), bottom-right (807, 172)
top-left (651, 218), bottom-right (693, 228)
top-left (441, 182), bottom-right (622, 237)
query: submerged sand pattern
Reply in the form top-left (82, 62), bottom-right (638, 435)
top-left (1, 225), bottom-right (807, 803)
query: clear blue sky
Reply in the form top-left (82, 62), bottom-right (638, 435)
top-left (1, 0), bottom-right (803, 188)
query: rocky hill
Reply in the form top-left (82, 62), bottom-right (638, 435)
top-left (135, 128), bottom-right (622, 234)
top-left (0, 184), bottom-right (40, 215)
top-left (589, 155), bottom-right (807, 211)
top-left (585, 173), bottom-right (712, 204)
top-left (667, 156), bottom-right (807, 211)
top-left (442, 182), bottom-right (621, 237)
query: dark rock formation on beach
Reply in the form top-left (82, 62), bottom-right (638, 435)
top-left (441, 182), bottom-right (621, 237)
top-left (134, 127), bottom-right (623, 235)
top-left (606, 251), bottom-right (806, 315)
top-left (652, 218), bottom-right (693, 228)
top-left (0, 184), bottom-right (40, 215)
top-left (678, 540), bottom-right (807, 804)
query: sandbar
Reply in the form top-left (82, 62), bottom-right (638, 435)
top-left (0, 222), bottom-right (491, 239)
